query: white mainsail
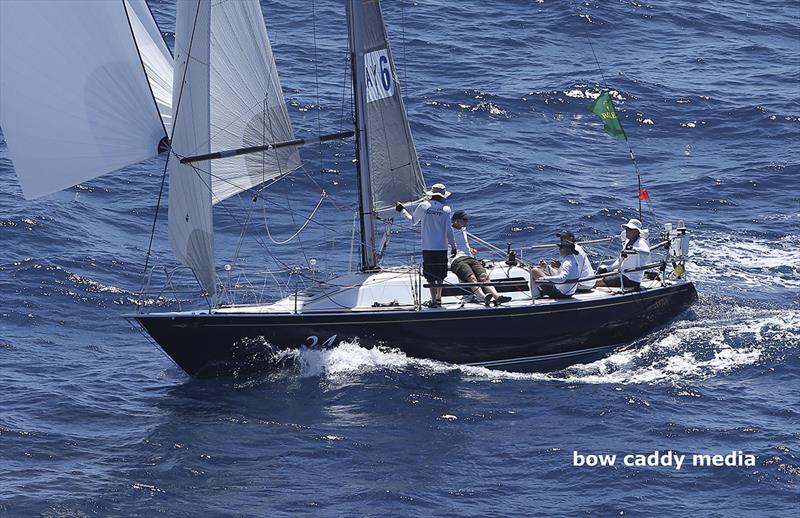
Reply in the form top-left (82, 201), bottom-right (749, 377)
top-left (167, 0), bottom-right (300, 296)
top-left (207, 0), bottom-right (300, 204)
top-left (351, 0), bottom-right (427, 216)
top-left (0, 0), bottom-right (172, 199)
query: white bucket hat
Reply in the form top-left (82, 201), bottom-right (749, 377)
top-left (426, 183), bottom-right (451, 198)
top-left (622, 218), bottom-right (643, 231)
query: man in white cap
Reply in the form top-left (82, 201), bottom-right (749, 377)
top-left (596, 218), bottom-right (650, 289)
top-left (396, 183), bottom-right (454, 307)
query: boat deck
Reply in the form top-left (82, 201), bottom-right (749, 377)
top-left (150, 265), bottom-right (669, 317)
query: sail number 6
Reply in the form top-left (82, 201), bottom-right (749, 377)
top-left (364, 49), bottom-right (394, 103)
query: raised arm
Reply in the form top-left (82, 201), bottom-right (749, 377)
top-left (395, 202), bottom-right (413, 222)
top-left (410, 203), bottom-right (427, 225)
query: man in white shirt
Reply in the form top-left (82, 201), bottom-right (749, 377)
top-left (450, 211), bottom-right (511, 306)
top-left (596, 218), bottom-right (650, 289)
top-left (531, 239), bottom-right (580, 298)
top-left (396, 183), bottom-right (454, 308)
top-left (557, 230), bottom-right (595, 292)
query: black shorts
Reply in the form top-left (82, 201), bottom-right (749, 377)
top-left (451, 256), bottom-right (486, 281)
top-left (422, 250), bottom-right (448, 283)
top-left (539, 284), bottom-right (572, 299)
top-left (602, 275), bottom-right (640, 289)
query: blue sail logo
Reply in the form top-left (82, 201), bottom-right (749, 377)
top-left (364, 49), bottom-right (394, 102)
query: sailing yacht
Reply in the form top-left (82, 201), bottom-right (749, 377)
top-left (0, 0), bottom-right (696, 377)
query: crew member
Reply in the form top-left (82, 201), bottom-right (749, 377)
top-left (557, 230), bottom-right (595, 292)
top-left (531, 239), bottom-right (580, 298)
top-left (450, 210), bottom-right (511, 306)
top-left (596, 218), bottom-right (650, 289)
top-left (396, 183), bottom-right (454, 308)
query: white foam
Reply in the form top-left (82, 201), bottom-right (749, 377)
top-left (289, 307), bottom-right (798, 386)
top-left (296, 341), bottom-right (425, 379)
top-left (688, 232), bottom-right (800, 289)
top-left (544, 307), bottom-right (798, 384)
top-left (67, 272), bottom-right (127, 294)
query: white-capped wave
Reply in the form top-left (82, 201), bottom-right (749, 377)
top-left (67, 273), bottom-right (128, 294)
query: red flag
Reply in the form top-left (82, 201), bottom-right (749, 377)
top-left (639, 188), bottom-right (650, 201)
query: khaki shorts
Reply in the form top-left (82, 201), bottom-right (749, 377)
top-left (451, 256), bottom-right (486, 281)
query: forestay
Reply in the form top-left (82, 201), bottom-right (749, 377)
top-left (350, 0), bottom-right (426, 216)
top-left (0, 0), bottom-right (172, 199)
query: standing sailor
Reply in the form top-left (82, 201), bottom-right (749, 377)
top-left (596, 218), bottom-right (650, 289)
top-left (396, 183), bottom-right (454, 308)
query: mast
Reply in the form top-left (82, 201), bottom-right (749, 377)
top-left (347, 0), bottom-right (379, 271)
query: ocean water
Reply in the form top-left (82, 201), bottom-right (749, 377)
top-left (1, 0), bottom-right (798, 516)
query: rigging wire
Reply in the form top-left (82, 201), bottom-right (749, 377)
top-left (180, 161), bottom-right (299, 279)
top-left (139, 0), bottom-right (202, 299)
top-left (262, 60), bottom-right (321, 275)
top-left (171, 153), bottom-right (351, 235)
top-left (140, 5), bottom-right (363, 305)
top-left (567, 0), bottom-right (657, 225)
top-left (223, 82), bottom-right (290, 291)
top-left (264, 191), bottom-right (327, 245)
top-left (401, 2), bottom-right (407, 84)
top-left (311, 0), bottom-right (322, 137)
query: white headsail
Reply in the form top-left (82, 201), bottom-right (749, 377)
top-left (167, 0), bottom-right (299, 296)
top-left (0, 0), bottom-right (172, 199)
top-left (124, 0), bottom-right (174, 133)
top-left (168, 0), bottom-right (216, 298)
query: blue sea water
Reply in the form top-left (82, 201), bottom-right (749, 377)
top-left (1, 0), bottom-right (799, 515)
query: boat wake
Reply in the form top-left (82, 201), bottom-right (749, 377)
top-left (551, 307), bottom-right (796, 384)
top-left (287, 305), bottom-right (799, 386)
top-left (690, 230), bottom-right (800, 292)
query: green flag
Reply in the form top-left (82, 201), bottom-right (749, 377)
top-left (590, 93), bottom-right (626, 140)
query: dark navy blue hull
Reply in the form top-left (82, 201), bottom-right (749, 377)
top-left (133, 282), bottom-right (697, 377)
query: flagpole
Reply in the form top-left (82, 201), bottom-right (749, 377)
top-left (572, 0), bottom-right (648, 224)
top-left (625, 140), bottom-right (643, 221)
top-left (602, 94), bottom-right (644, 222)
